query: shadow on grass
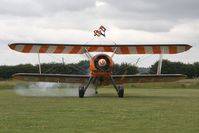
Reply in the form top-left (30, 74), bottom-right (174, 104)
top-left (24, 95), bottom-right (190, 99)
top-left (15, 92), bottom-right (193, 99)
top-left (91, 95), bottom-right (190, 99)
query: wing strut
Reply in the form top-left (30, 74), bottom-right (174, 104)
top-left (84, 48), bottom-right (93, 59)
top-left (111, 47), bottom-right (118, 58)
top-left (157, 54), bottom-right (163, 75)
top-left (38, 54), bottom-right (42, 74)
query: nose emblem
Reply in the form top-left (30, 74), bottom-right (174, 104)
top-left (98, 59), bottom-right (106, 67)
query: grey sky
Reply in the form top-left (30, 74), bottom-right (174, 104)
top-left (0, 0), bottom-right (198, 67)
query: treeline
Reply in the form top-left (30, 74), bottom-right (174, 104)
top-left (1, 60), bottom-right (199, 80)
top-left (0, 60), bottom-right (138, 80)
top-left (150, 60), bottom-right (199, 78)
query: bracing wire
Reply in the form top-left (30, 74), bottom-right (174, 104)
top-left (114, 54), bottom-right (155, 75)
top-left (42, 36), bottom-right (97, 74)
top-left (43, 55), bottom-right (88, 74)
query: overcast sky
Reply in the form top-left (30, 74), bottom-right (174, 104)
top-left (0, 0), bottom-right (199, 67)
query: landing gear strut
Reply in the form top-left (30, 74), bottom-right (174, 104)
top-left (110, 76), bottom-right (124, 98)
top-left (78, 77), bottom-right (93, 98)
top-left (95, 86), bottom-right (98, 94)
top-left (79, 85), bottom-right (85, 98)
top-left (92, 77), bottom-right (98, 95)
top-left (79, 76), bottom-right (124, 98)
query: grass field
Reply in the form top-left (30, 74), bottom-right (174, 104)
top-left (0, 79), bottom-right (199, 133)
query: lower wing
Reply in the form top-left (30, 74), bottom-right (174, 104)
top-left (13, 73), bottom-right (90, 85)
top-left (13, 73), bottom-right (186, 85)
top-left (111, 74), bottom-right (186, 84)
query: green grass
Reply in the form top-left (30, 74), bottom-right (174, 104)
top-left (0, 79), bottom-right (199, 133)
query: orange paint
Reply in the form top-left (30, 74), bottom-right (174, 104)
top-left (136, 46), bottom-right (145, 54)
top-left (90, 53), bottom-right (113, 77)
top-left (169, 46), bottom-right (177, 54)
top-left (120, 47), bottom-right (129, 54)
top-left (152, 46), bottom-right (161, 54)
top-left (104, 47), bottom-right (113, 52)
top-left (9, 44), bottom-right (16, 50)
top-left (70, 46), bottom-right (82, 53)
top-left (54, 46), bottom-right (65, 53)
top-left (88, 46), bottom-right (98, 52)
top-left (39, 46), bottom-right (49, 53)
top-left (185, 45), bottom-right (192, 51)
top-left (22, 45), bottom-right (33, 53)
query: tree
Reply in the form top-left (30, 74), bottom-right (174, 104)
top-left (150, 60), bottom-right (195, 78)
top-left (112, 63), bottom-right (138, 75)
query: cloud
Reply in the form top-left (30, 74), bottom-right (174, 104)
top-left (102, 0), bottom-right (199, 19)
top-left (0, 0), bottom-right (96, 17)
top-left (0, 0), bottom-right (42, 16)
top-left (39, 0), bottom-right (96, 12)
top-left (1, 0), bottom-right (198, 32)
top-left (98, 0), bottom-right (199, 31)
top-left (0, 0), bottom-right (198, 66)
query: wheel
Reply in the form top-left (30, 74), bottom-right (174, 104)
top-left (79, 85), bottom-right (85, 98)
top-left (118, 86), bottom-right (124, 98)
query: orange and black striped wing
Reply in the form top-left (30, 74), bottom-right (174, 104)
top-left (115, 45), bottom-right (192, 54)
top-left (9, 43), bottom-right (191, 54)
top-left (9, 43), bottom-right (84, 54)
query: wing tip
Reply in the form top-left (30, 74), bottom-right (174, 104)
top-left (185, 44), bottom-right (192, 51)
top-left (12, 73), bottom-right (21, 80)
top-left (8, 43), bottom-right (16, 50)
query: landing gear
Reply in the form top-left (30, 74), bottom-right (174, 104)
top-left (118, 85), bottom-right (124, 98)
top-left (110, 76), bottom-right (124, 98)
top-left (78, 77), bottom-right (93, 98)
top-left (79, 85), bottom-right (85, 98)
top-left (78, 76), bottom-right (124, 98)
top-left (93, 77), bottom-right (98, 95)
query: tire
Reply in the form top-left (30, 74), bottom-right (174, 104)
top-left (79, 85), bottom-right (85, 98)
top-left (118, 86), bottom-right (124, 98)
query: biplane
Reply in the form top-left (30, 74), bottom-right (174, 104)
top-left (8, 26), bottom-right (192, 98)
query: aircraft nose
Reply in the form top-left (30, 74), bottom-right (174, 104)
top-left (98, 59), bottom-right (106, 67)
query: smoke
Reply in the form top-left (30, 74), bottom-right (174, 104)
top-left (15, 82), bottom-right (95, 97)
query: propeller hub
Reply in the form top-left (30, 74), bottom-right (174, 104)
top-left (98, 59), bottom-right (106, 67)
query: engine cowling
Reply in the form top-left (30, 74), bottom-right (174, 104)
top-left (90, 53), bottom-right (113, 77)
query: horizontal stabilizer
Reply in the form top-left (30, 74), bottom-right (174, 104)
top-left (9, 43), bottom-right (191, 54)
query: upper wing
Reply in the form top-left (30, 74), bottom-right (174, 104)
top-left (110, 74), bottom-right (186, 84)
top-left (13, 73), bottom-right (90, 84)
top-left (9, 43), bottom-right (192, 54)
